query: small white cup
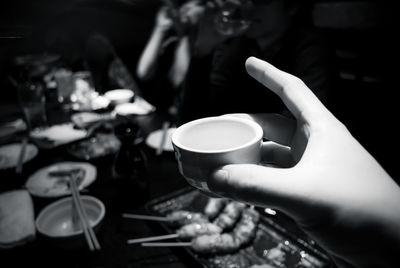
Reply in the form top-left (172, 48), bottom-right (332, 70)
top-left (172, 116), bottom-right (263, 195)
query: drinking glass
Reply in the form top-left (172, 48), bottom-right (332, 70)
top-left (214, 1), bottom-right (252, 36)
top-left (17, 81), bottom-right (47, 132)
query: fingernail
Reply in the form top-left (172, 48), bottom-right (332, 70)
top-left (214, 169), bottom-right (228, 180)
top-left (208, 169), bottom-right (229, 195)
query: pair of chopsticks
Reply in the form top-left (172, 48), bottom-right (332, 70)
top-left (69, 173), bottom-right (101, 251)
top-left (16, 137), bottom-right (28, 174)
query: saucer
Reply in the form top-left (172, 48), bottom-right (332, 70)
top-left (145, 128), bottom-right (176, 152)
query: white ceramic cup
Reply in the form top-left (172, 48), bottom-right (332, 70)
top-left (172, 116), bottom-right (263, 195)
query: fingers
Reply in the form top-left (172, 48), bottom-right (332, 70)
top-left (252, 114), bottom-right (296, 146)
top-left (245, 57), bottom-right (330, 124)
top-left (222, 113), bottom-right (296, 146)
top-left (208, 164), bottom-right (301, 211)
top-left (261, 141), bottom-right (294, 168)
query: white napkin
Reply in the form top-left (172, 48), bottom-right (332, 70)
top-left (114, 96), bottom-right (156, 116)
top-left (0, 190), bottom-right (35, 249)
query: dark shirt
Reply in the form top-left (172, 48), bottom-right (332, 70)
top-left (136, 35), bottom-right (180, 113)
top-left (180, 25), bottom-right (336, 122)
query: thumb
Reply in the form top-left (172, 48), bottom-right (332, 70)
top-left (208, 164), bottom-right (304, 213)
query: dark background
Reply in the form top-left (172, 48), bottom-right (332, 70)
top-left (0, 0), bottom-right (398, 181)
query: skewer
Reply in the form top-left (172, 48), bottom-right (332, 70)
top-left (127, 234), bottom-right (178, 244)
top-left (142, 242), bottom-right (191, 247)
top-left (127, 222), bottom-right (222, 244)
top-left (121, 213), bottom-right (169, 222)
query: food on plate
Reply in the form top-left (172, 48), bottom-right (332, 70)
top-left (29, 123), bottom-right (87, 148)
top-left (177, 222), bottom-right (222, 240)
top-left (204, 197), bottom-right (229, 220)
top-left (48, 168), bottom-right (86, 188)
top-left (192, 208), bottom-right (260, 254)
top-left (213, 201), bottom-right (246, 230)
top-left (166, 210), bottom-right (209, 227)
top-left (67, 133), bottom-right (121, 160)
top-left (25, 162), bottom-right (97, 198)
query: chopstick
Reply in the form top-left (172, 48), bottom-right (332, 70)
top-left (16, 137), bottom-right (28, 174)
top-left (156, 121), bottom-right (170, 155)
top-left (127, 233), bottom-right (179, 244)
top-left (121, 213), bottom-right (170, 222)
top-left (70, 173), bottom-right (101, 251)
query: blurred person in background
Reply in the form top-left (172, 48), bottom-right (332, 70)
top-left (180, 0), bottom-right (336, 122)
top-left (136, 0), bottom-right (206, 116)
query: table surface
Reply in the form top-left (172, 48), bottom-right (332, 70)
top-left (0, 100), bottom-right (332, 268)
top-left (0, 101), bottom-right (196, 268)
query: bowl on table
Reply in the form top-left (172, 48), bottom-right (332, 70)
top-left (35, 195), bottom-right (105, 249)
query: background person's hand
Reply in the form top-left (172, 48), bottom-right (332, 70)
top-left (179, 0), bottom-right (205, 26)
top-left (155, 6), bottom-right (174, 31)
top-left (192, 2), bottom-right (229, 57)
top-left (208, 57), bottom-right (400, 267)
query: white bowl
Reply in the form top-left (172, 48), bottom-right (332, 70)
top-left (35, 195), bottom-right (105, 248)
top-left (104, 89), bottom-right (134, 105)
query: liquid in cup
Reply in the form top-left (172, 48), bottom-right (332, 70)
top-left (172, 116), bottom-right (263, 195)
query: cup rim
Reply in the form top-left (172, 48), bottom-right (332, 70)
top-left (172, 116), bottom-right (263, 154)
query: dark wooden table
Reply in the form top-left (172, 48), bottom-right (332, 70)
top-left (0, 99), bottom-right (334, 268)
top-left (0, 101), bottom-right (198, 268)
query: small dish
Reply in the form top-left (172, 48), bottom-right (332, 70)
top-left (35, 195), bottom-right (105, 249)
top-left (0, 143), bottom-right (38, 170)
top-left (145, 128), bottom-right (176, 152)
top-left (104, 89), bottom-right (134, 105)
top-left (25, 162), bottom-right (97, 198)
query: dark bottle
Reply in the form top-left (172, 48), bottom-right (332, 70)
top-left (113, 122), bottom-right (149, 208)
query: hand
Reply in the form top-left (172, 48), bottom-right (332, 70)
top-left (193, 4), bottom-right (229, 57)
top-left (208, 57), bottom-right (400, 267)
top-left (155, 6), bottom-right (174, 31)
top-left (179, 0), bottom-right (205, 26)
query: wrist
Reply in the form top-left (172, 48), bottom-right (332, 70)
top-left (155, 23), bottom-right (171, 34)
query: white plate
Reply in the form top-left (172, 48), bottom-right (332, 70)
top-left (0, 143), bottom-right (38, 170)
top-left (104, 89), bottom-right (134, 104)
top-left (29, 123), bottom-right (87, 148)
top-left (25, 162), bottom-right (97, 198)
top-left (71, 112), bottom-right (103, 128)
top-left (145, 128), bottom-right (176, 152)
top-left (115, 102), bottom-right (152, 116)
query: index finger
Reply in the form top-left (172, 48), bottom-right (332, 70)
top-left (245, 57), bottom-right (330, 123)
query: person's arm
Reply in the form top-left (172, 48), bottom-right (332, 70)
top-left (168, 36), bottom-right (191, 89)
top-left (208, 57), bottom-right (400, 268)
top-left (136, 7), bottom-right (173, 81)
